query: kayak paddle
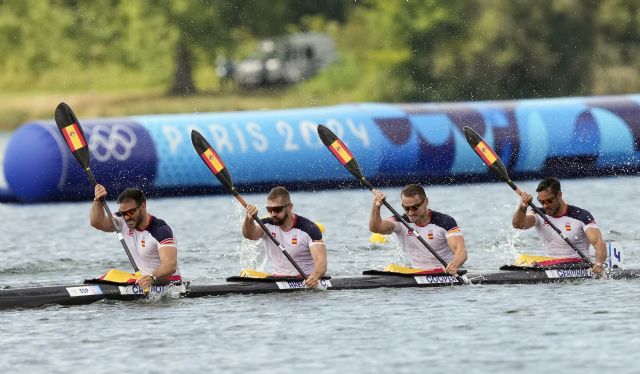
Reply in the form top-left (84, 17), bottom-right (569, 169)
top-left (190, 129), bottom-right (308, 279)
top-left (54, 102), bottom-right (141, 273)
top-left (317, 124), bottom-right (467, 284)
top-left (462, 125), bottom-right (593, 266)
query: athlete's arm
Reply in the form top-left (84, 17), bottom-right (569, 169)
top-left (304, 241), bottom-right (327, 288)
top-left (369, 190), bottom-right (395, 234)
top-left (90, 184), bottom-right (115, 232)
top-left (512, 190), bottom-right (536, 229)
top-left (585, 227), bottom-right (607, 275)
top-left (445, 235), bottom-right (468, 275)
top-left (136, 245), bottom-right (177, 288)
top-left (242, 204), bottom-right (264, 240)
top-left (156, 245), bottom-right (178, 278)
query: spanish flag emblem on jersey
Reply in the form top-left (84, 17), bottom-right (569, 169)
top-left (201, 148), bottom-right (224, 174)
top-left (473, 140), bottom-right (498, 166)
top-left (328, 139), bottom-right (353, 165)
top-left (427, 231), bottom-right (434, 240)
top-left (291, 235), bottom-right (298, 245)
top-left (61, 123), bottom-right (87, 152)
top-left (564, 223), bottom-right (572, 231)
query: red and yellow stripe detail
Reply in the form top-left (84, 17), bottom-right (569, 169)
top-left (61, 123), bottom-right (87, 152)
top-left (328, 139), bottom-right (353, 165)
top-left (473, 140), bottom-right (498, 166)
top-left (201, 148), bottom-right (224, 174)
top-left (448, 227), bottom-right (461, 234)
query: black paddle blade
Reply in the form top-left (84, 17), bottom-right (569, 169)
top-left (463, 126), bottom-right (511, 183)
top-left (317, 124), bottom-right (364, 179)
top-left (55, 102), bottom-right (90, 169)
top-left (191, 130), bottom-right (234, 192)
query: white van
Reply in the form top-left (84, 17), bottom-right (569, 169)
top-left (230, 32), bottom-right (337, 88)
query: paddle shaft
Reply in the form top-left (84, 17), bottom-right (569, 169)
top-left (190, 130), bottom-right (308, 279)
top-left (360, 178), bottom-right (466, 284)
top-left (316, 124), bottom-right (465, 283)
top-left (233, 190), bottom-right (308, 279)
top-left (85, 168), bottom-right (140, 273)
top-left (506, 181), bottom-right (593, 266)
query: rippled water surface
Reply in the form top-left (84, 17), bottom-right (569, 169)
top-left (1, 177), bottom-right (639, 373)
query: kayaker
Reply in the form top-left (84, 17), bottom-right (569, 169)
top-left (242, 186), bottom-right (327, 288)
top-left (369, 184), bottom-right (468, 275)
top-left (512, 177), bottom-right (606, 276)
top-left (90, 184), bottom-right (181, 287)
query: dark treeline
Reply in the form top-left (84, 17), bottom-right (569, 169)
top-left (1, 0), bottom-right (639, 102)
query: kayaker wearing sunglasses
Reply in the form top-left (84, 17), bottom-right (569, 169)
top-left (369, 184), bottom-right (468, 275)
top-left (90, 184), bottom-right (181, 288)
top-left (242, 186), bottom-right (327, 288)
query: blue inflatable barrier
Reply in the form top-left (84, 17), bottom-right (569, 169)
top-left (3, 95), bottom-right (640, 202)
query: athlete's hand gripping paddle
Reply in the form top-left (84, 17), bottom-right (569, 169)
top-left (463, 126), bottom-right (593, 266)
top-left (317, 124), bottom-right (468, 285)
top-left (191, 129), bottom-right (308, 279)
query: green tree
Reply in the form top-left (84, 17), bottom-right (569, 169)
top-left (0, 0), bottom-right (74, 82)
top-left (593, 0), bottom-right (640, 93)
top-left (333, 0), bottom-right (600, 102)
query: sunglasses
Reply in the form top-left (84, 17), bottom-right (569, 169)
top-left (402, 199), bottom-right (425, 212)
top-left (119, 205), bottom-right (141, 218)
top-left (265, 203), bottom-right (290, 214)
top-left (537, 195), bottom-right (557, 205)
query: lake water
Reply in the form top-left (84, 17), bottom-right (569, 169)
top-left (1, 176), bottom-right (639, 373)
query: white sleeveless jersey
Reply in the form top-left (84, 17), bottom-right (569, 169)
top-left (260, 214), bottom-right (323, 275)
top-left (115, 214), bottom-right (181, 277)
top-left (533, 205), bottom-right (598, 258)
top-left (390, 210), bottom-right (462, 270)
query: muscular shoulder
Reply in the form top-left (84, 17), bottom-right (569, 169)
top-left (293, 215), bottom-right (323, 241)
top-left (566, 205), bottom-right (596, 225)
top-left (430, 210), bottom-right (460, 231)
top-left (148, 216), bottom-right (176, 245)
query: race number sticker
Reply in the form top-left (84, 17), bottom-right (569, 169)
top-left (318, 279), bottom-right (332, 289)
top-left (118, 285), bottom-right (165, 295)
top-left (66, 286), bottom-right (103, 297)
top-left (607, 241), bottom-right (622, 269)
top-left (414, 275), bottom-right (458, 284)
top-left (275, 279), bottom-right (333, 289)
top-left (275, 281), bottom-right (307, 289)
top-left (545, 269), bottom-right (593, 279)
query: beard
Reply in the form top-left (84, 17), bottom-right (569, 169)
top-left (126, 215), bottom-right (142, 229)
top-left (406, 212), bottom-right (421, 223)
top-left (545, 205), bottom-right (559, 215)
top-left (271, 212), bottom-right (289, 226)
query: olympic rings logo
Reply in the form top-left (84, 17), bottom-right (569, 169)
top-left (88, 124), bottom-right (138, 162)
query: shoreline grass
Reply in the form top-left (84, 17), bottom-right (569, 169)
top-left (0, 87), bottom-right (342, 131)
